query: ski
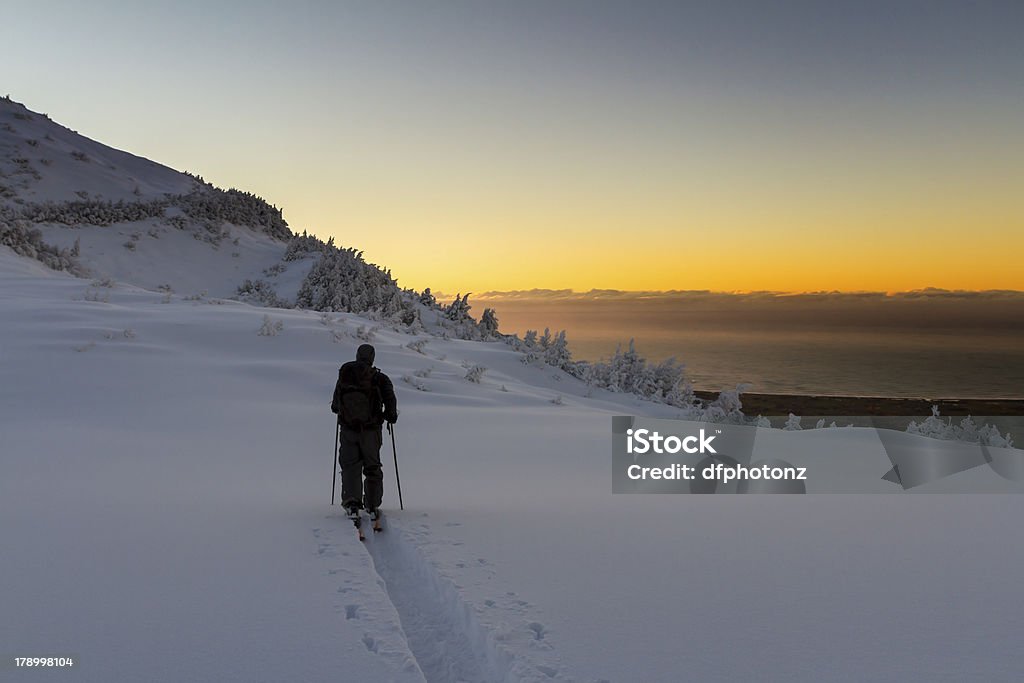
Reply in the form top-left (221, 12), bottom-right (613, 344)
top-left (346, 506), bottom-right (365, 541)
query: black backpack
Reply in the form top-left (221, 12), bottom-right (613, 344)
top-left (336, 361), bottom-right (380, 429)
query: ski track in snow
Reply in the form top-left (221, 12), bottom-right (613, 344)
top-left (315, 513), bottom-right (574, 683)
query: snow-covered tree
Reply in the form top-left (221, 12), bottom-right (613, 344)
top-left (479, 307), bottom-right (500, 339)
top-left (419, 287), bottom-right (437, 308)
top-left (445, 293), bottom-right (473, 322)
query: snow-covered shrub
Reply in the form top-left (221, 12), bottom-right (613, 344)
top-left (355, 325), bottom-right (377, 342)
top-left (688, 384), bottom-right (748, 424)
top-left (581, 339), bottom-right (692, 407)
top-left (257, 315), bottom-right (284, 337)
top-left (83, 288), bottom-right (109, 303)
top-left (783, 414), bottom-right (803, 431)
top-left (176, 185), bottom-right (289, 242)
top-left (464, 364), bottom-right (487, 383)
top-left (293, 237), bottom-right (419, 325)
top-left (11, 179), bottom-right (287, 244)
top-left (283, 231), bottom-right (327, 261)
top-left (906, 406), bottom-right (1014, 447)
top-left (512, 327), bottom-right (576, 370)
top-left (0, 215), bottom-right (84, 274)
top-left (406, 338), bottom-right (429, 354)
top-left (550, 394), bottom-right (564, 405)
top-left (236, 279), bottom-right (289, 308)
top-left (413, 367), bottom-right (433, 378)
top-left (402, 375), bottom-right (431, 392)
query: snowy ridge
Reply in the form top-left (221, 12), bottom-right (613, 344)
top-left (0, 96), bottom-right (308, 301)
top-left (0, 96), bottom-right (195, 203)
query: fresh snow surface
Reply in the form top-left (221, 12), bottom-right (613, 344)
top-left (35, 219), bottom-right (315, 301)
top-left (3, 246), bottom-right (1024, 683)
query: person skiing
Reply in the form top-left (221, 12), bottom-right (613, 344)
top-left (331, 344), bottom-right (398, 525)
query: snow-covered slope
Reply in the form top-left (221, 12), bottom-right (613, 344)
top-left (3, 247), bottom-right (1024, 683)
top-left (0, 96), bottom-right (196, 203)
top-left (1, 96), bottom-right (311, 300)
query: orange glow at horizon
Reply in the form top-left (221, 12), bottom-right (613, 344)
top-left (303, 175), bottom-right (1023, 295)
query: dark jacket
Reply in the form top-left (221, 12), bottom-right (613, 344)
top-left (331, 360), bottom-right (397, 427)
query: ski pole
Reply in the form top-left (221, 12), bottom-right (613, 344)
top-left (388, 422), bottom-right (404, 510)
top-left (331, 421), bottom-right (339, 505)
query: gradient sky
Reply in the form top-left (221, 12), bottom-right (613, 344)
top-left (6, 1), bottom-right (1023, 294)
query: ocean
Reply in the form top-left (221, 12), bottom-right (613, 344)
top-left (481, 294), bottom-right (1024, 399)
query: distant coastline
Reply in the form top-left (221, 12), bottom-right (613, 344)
top-left (472, 293), bottom-right (1024, 400)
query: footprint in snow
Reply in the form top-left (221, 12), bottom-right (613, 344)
top-left (361, 635), bottom-right (378, 653)
top-left (528, 622), bottom-right (547, 640)
top-left (345, 604), bottom-right (360, 620)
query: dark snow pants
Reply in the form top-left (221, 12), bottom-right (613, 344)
top-left (339, 425), bottom-right (384, 510)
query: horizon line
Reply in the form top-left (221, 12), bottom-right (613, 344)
top-left (432, 287), bottom-right (1024, 302)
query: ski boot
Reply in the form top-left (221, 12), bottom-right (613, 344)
top-left (344, 502), bottom-right (364, 540)
top-left (367, 508), bottom-right (383, 533)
